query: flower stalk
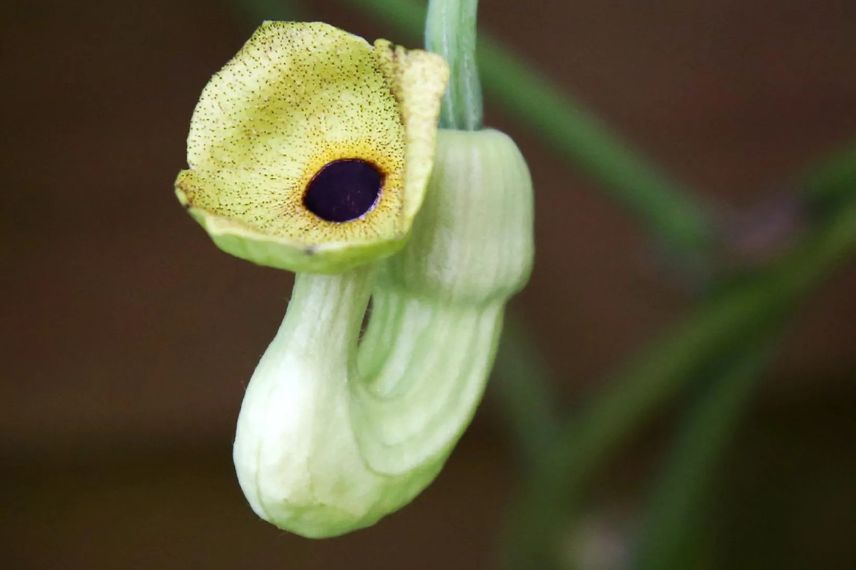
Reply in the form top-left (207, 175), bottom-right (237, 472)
top-left (425, 0), bottom-right (482, 130)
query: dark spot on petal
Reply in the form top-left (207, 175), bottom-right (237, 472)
top-left (304, 159), bottom-right (383, 222)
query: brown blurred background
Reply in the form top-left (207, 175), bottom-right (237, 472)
top-left (2, 1), bottom-right (855, 568)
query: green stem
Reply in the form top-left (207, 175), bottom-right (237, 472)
top-left (628, 145), bottom-right (856, 568)
top-left (633, 337), bottom-right (779, 570)
top-left (425, 0), bottom-right (483, 130)
top-left (492, 316), bottom-right (560, 466)
top-left (804, 141), bottom-right (856, 216)
top-left (342, 0), bottom-right (713, 256)
top-left (503, 195), bottom-right (856, 569)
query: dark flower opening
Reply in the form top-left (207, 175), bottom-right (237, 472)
top-left (304, 159), bottom-right (384, 222)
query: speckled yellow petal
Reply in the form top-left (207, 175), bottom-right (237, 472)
top-left (372, 40), bottom-right (450, 221)
top-left (175, 21), bottom-right (448, 273)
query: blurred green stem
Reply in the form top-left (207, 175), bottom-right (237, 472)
top-left (344, 0), bottom-right (713, 257)
top-left (504, 188), bottom-right (856, 569)
top-left (425, 0), bottom-right (483, 129)
top-left (634, 146), bottom-right (856, 570)
top-left (476, 37), bottom-right (712, 259)
top-left (493, 316), bottom-right (560, 466)
top-left (804, 142), bottom-right (856, 215)
top-left (633, 337), bottom-right (779, 570)
top-left (629, 142), bottom-right (856, 570)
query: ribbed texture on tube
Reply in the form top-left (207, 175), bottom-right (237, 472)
top-left (381, 129), bottom-right (534, 306)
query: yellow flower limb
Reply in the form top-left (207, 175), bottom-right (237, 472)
top-left (175, 22), bottom-right (448, 273)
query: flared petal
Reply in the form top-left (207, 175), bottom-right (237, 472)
top-left (176, 21), bottom-right (448, 273)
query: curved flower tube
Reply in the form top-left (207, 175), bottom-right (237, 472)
top-left (176, 22), bottom-right (534, 537)
top-left (235, 129), bottom-right (533, 536)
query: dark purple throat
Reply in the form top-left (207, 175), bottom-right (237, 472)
top-left (303, 159), bottom-right (384, 223)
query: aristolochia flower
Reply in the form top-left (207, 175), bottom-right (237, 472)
top-left (176, 21), bottom-right (533, 538)
top-left (176, 21), bottom-right (448, 272)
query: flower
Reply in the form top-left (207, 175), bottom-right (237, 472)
top-left (174, 20), bottom-right (533, 538)
top-left (175, 22), bottom-right (448, 273)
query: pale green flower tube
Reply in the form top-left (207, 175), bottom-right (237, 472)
top-left (233, 129), bottom-right (533, 537)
